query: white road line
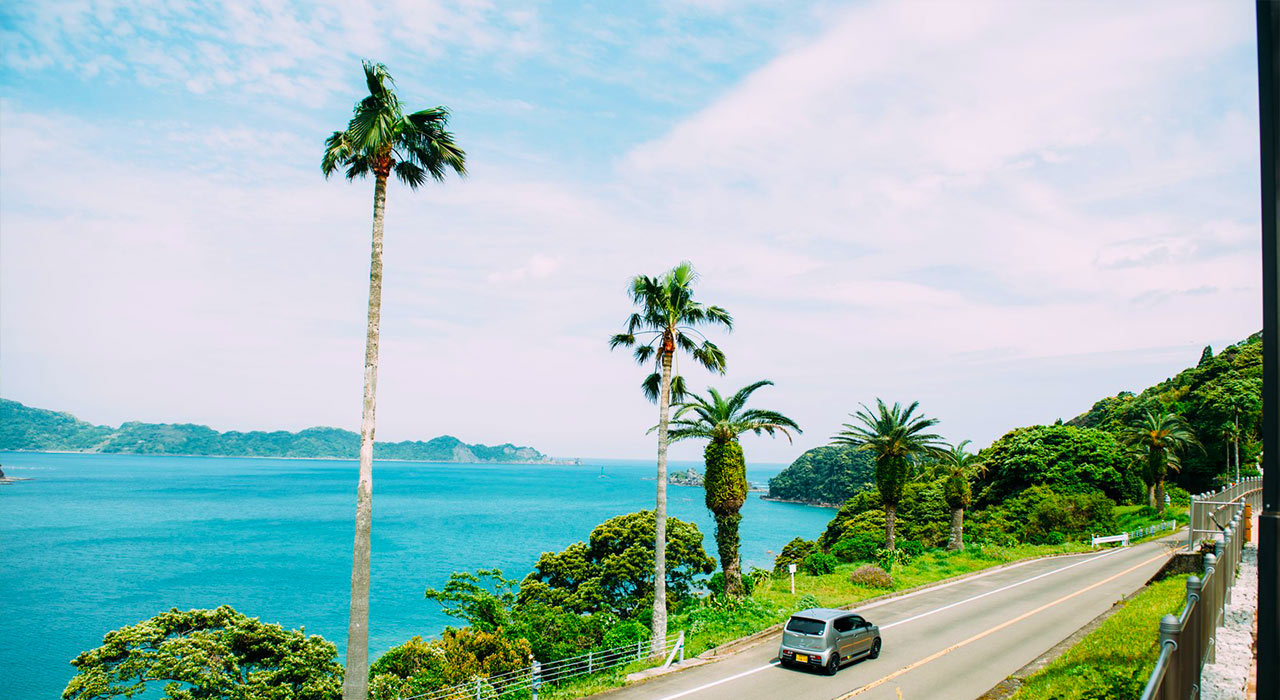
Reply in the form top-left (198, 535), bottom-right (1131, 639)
top-left (879, 546), bottom-right (1124, 630)
top-left (647, 545), bottom-right (1134, 700)
top-left (650, 661), bottom-right (781, 700)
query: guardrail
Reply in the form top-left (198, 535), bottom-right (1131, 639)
top-left (395, 631), bottom-right (686, 700)
top-left (1092, 520), bottom-right (1176, 549)
top-left (1188, 477), bottom-right (1263, 549)
top-left (1140, 481), bottom-right (1263, 700)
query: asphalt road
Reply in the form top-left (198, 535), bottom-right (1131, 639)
top-left (601, 536), bottom-right (1181, 700)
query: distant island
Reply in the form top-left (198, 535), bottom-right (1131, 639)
top-left (764, 444), bottom-right (875, 506)
top-left (0, 399), bottom-right (576, 464)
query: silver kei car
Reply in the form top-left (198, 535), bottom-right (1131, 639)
top-left (778, 608), bottom-right (881, 675)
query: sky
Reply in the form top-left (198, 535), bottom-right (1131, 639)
top-left (0, 0), bottom-right (1265, 463)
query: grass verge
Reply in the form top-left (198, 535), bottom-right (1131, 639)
top-left (1011, 574), bottom-right (1189, 700)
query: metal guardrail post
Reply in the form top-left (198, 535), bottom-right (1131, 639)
top-left (531, 660), bottom-right (540, 700)
top-left (1159, 613), bottom-right (1180, 700)
top-left (1204, 552), bottom-right (1218, 668)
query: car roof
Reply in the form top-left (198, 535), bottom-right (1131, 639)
top-left (790, 608), bottom-right (851, 622)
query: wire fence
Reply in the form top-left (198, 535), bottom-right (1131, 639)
top-left (396, 632), bottom-right (686, 700)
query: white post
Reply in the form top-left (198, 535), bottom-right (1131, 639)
top-left (788, 563), bottom-right (797, 595)
top-left (587, 650), bottom-right (593, 674)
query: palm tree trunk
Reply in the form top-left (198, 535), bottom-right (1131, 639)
top-left (1146, 483), bottom-right (1156, 509)
top-left (342, 173), bottom-right (386, 700)
top-left (884, 503), bottom-right (897, 551)
top-left (715, 511), bottom-right (744, 595)
top-left (651, 351), bottom-right (672, 655)
top-left (1154, 478), bottom-right (1166, 515)
top-left (948, 507), bottom-right (964, 551)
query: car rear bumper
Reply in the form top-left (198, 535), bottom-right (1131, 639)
top-left (778, 645), bottom-right (831, 667)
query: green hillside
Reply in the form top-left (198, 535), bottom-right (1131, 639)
top-left (0, 399), bottom-right (563, 463)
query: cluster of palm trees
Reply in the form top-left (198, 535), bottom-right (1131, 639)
top-left (320, 62), bottom-right (1204, 699)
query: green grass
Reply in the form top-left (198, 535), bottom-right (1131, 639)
top-left (545, 541), bottom-right (1094, 699)
top-left (1013, 574), bottom-right (1190, 700)
top-left (1115, 504), bottom-right (1188, 531)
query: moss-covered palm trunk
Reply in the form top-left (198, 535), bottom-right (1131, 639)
top-left (1148, 448), bottom-right (1168, 515)
top-left (948, 508), bottom-right (964, 551)
top-left (876, 455), bottom-right (906, 551)
top-left (343, 170), bottom-right (388, 700)
top-left (704, 439), bottom-right (747, 595)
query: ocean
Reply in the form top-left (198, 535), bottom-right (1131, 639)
top-left (0, 452), bottom-right (833, 699)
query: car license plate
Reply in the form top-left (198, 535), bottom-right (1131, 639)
top-left (796, 654), bottom-right (808, 663)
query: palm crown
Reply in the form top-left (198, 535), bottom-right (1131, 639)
top-left (322, 61), bottom-right (466, 186)
top-left (834, 399), bottom-right (945, 463)
top-left (666, 380), bottom-right (801, 444)
top-left (608, 261), bottom-right (732, 401)
top-left (936, 439), bottom-right (982, 478)
top-left (1123, 409), bottom-right (1199, 470)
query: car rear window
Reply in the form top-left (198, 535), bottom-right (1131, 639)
top-left (786, 617), bottom-right (826, 635)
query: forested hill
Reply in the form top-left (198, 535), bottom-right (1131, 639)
top-left (0, 399), bottom-right (568, 463)
top-left (1067, 332), bottom-right (1262, 490)
top-left (765, 445), bottom-right (875, 505)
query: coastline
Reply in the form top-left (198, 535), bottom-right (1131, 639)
top-left (758, 495), bottom-right (841, 508)
top-left (0, 449), bottom-right (581, 466)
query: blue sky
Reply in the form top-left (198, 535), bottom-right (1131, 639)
top-left (0, 0), bottom-right (1264, 462)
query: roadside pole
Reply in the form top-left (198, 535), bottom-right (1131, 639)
top-left (789, 563), bottom-right (797, 595)
top-left (1254, 3), bottom-right (1279, 697)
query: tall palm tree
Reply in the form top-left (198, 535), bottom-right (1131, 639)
top-left (1123, 410), bottom-right (1198, 515)
top-left (609, 262), bottom-right (731, 653)
top-left (666, 380), bottom-right (800, 595)
top-left (322, 61), bottom-right (465, 700)
top-left (833, 400), bottom-right (944, 551)
top-left (937, 440), bottom-right (978, 552)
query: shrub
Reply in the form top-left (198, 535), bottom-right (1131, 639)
top-left (1042, 531), bottom-right (1066, 545)
top-left (875, 547), bottom-right (910, 571)
top-left (600, 620), bottom-right (648, 650)
top-left (848, 565), bottom-right (893, 589)
top-left (794, 593), bottom-right (820, 611)
top-left (1165, 485), bottom-right (1190, 507)
top-left (706, 571), bottom-right (756, 597)
top-left (774, 537), bottom-right (818, 574)
top-left (370, 629), bottom-right (532, 700)
top-left (899, 540), bottom-right (925, 559)
top-left (802, 552), bottom-right (838, 575)
top-left (831, 533), bottom-right (882, 563)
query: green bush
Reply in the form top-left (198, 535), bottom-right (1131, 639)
top-left (831, 533), bottom-right (882, 563)
top-left (848, 565), bottom-right (893, 589)
top-left (802, 552), bottom-right (838, 575)
top-left (899, 540), bottom-right (925, 559)
top-left (774, 537), bottom-right (818, 574)
top-left (370, 629), bottom-right (532, 700)
top-left (706, 571), bottom-right (755, 597)
top-left (600, 620), bottom-right (648, 650)
top-left (1165, 485), bottom-right (1190, 507)
top-left (875, 547), bottom-right (910, 570)
top-left (1042, 531), bottom-right (1066, 545)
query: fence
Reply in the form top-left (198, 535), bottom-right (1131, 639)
top-left (1188, 477), bottom-right (1263, 550)
top-left (1139, 480), bottom-right (1263, 700)
top-left (396, 631), bottom-right (686, 700)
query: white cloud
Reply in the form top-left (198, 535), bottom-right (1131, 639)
top-left (0, 0), bottom-right (1264, 463)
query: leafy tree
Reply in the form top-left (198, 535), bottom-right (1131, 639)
top-left (368, 630), bottom-right (530, 700)
top-left (666, 380), bottom-right (800, 596)
top-left (518, 511), bottom-right (714, 619)
top-left (63, 606), bottom-right (342, 700)
top-left (766, 445), bottom-right (875, 504)
top-left (1123, 410), bottom-right (1199, 514)
top-left (322, 60), bottom-right (466, 700)
top-left (832, 400), bottom-right (945, 550)
top-left (608, 262), bottom-right (730, 652)
top-left (938, 441), bottom-right (978, 551)
top-left (975, 425), bottom-right (1142, 506)
top-left (423, 569), bottom-right (517, 633)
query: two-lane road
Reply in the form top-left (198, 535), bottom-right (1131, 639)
top-left (603, 537), bottom-right (1180, 700)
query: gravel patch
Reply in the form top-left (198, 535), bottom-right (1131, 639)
top-left (1200, 542), bottom-right (1257, 700)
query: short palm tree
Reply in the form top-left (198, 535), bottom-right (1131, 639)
top-left (937, 440), bottom-right (978, 551)
top-left (666, 380), bottom-right (800, 595)
top-left (609, 261), bottom-right (730, 653)
top-left (1123, 410), bottom-right (1198, 514)
top-left (833, 400), bottom-right (944, 551)
top-left (322, 60), bottom-right (465, 700)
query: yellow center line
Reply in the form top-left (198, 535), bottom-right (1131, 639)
top-left (832, 550), bottom-right (1171, 699)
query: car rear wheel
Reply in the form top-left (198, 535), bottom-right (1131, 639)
top-left (825, 655), bottom-right (840, 676)
top-left (869, 638), bottom-right (882, 659)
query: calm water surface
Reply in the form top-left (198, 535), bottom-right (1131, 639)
top-left (0, 452), bottom-right (832, 699)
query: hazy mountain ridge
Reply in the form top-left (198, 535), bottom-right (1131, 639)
top-left (0, 399), bottom-right (569, 463)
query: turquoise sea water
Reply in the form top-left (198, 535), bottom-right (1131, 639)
top-left (0, 452), bottom-right (832, 699)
